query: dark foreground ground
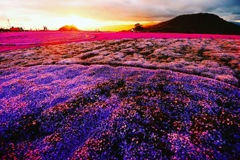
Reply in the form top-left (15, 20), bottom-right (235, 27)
top-left (0, 32), bottom-right (240, 159)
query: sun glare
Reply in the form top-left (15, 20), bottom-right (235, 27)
top-left (65, 16), bottom-right (104, 30)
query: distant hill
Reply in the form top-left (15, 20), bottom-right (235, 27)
top-left (59, 25), bottom-right (80, 31)
top-left (144, 13), bottom-right (240, 35)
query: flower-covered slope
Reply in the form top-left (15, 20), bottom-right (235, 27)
top-left (0, 65), bottom-right (239, 159)
top-left (0, 38), bottom-right (240, 159)
top-left (1, 38), bottom-right (239, 86)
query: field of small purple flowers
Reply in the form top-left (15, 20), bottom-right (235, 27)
top-left (0, 38), bottom-right (240, 159)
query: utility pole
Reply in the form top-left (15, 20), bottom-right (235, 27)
top-left (7, 19), bottom-right (11, 28)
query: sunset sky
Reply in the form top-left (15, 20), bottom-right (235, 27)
top-left (0, 0), bottom-right (240, 31)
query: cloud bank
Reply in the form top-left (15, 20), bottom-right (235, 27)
top-left (0, 0), bottom-right (239, 29)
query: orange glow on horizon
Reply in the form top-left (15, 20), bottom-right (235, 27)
top-left (0, 14), bottom-right (159, 31)
top-left (46, 15), bottom-right (158, 31)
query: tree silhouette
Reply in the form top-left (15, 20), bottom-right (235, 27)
top-left (134, 23), bottom-right (143, 32)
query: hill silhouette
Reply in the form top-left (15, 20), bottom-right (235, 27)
top-left (145, 13), bottom-right (240, 35)
top-left (59, 25), bottom-right (80, 31)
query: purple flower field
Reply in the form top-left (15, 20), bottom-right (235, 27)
top-left (0, 36), bottom-right (240, 159)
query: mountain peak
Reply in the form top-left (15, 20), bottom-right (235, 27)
top-left (145, 13), bottom-right (240, 35)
